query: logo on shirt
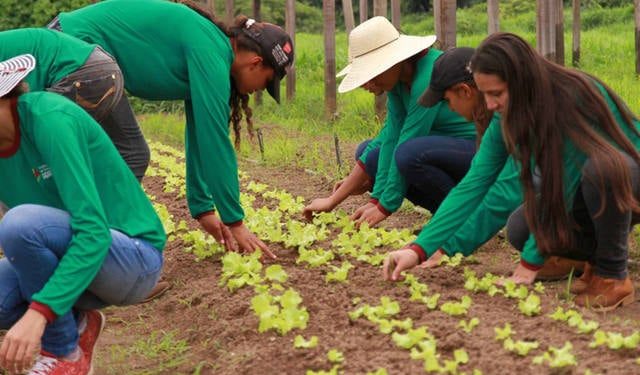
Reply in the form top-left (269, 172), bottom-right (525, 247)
top-left (32, 164), bottom-right (52, 182)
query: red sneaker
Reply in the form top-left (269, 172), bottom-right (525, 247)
top-left (26, 350), bottom-right (91, 375)
top-left (77, 310), bottom-right (105, 365)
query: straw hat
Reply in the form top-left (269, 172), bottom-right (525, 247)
top-left (338, 17), bottom-right (436, 93)
top-left (0, 54), bottom-right (35, 97)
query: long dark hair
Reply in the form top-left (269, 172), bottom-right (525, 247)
top-left (173, 0), bottom-right (257, 148)
top-left (470, 32), bottom-right (640, 255)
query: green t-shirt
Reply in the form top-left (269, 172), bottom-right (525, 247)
top-left (60, 0), bottom-right (243, 223)
top-left (0, 92), bottom-right (166, 316)
top-left (415, 85), bottom-right (640, 266)
top-left (358, 48), bottom-right (476, 213)
top-left (0, 28), bottom-right (94, 91)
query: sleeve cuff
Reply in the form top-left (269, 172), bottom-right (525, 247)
top-left (369, 198), bottom-right (379, 205)
top-left (375, 201), bottom-right (392, 217)
top-left (520, 258), bottom-right (543, 271)
top-left (225, 220), bottom-right (243, 228)
top-left (194, 210), bottom-right (215, 220)
top-left (29, 301), bottom-right (56, 324)
top-left (408, 243), bottom-right (427, 263)
top-left (356, 160), bottom-right (366, 172)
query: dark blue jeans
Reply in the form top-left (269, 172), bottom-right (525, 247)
top-left (356, 136), bottom-right (476, 213)
top-left (506, 154), bottom-right (640, 279)
top-left (47, 16), bottom-right (149, 181)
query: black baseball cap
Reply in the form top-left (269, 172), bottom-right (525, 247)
top-left (242, 19), bottom-right (294, 103)
top-left (419, 47), bottom-right (475, 108)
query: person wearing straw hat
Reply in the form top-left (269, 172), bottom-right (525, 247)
top-left (51, 0), bottom-right (293, 258)
top-left (304, 16), bottom-right (476, 226)
top-left (382, 47), bottom-right (584, 283)
top-left (0, 55), bottom-right (166, 374)
top-left (384, 33), bottom-right (640, 311)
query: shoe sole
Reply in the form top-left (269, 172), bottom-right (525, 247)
top-left (87, 311), bottom-right (106, 375)
top-left (140, 282), bottom-right (171, 304)
top-left (591, 290), bottom-right (636, 312)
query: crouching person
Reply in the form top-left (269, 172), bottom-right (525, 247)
top-left (0, 55), bottom-right (166, 374)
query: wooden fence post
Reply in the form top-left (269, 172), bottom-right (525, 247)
top-left (555, 0), bottom-right (565, 65)
top-left (286, 0), bottom-right (296, 100)
top-left (635, 0), bottom-right (640, 74)
top-left (359, 0), bottom-right (368, 23)
top-left (323, 0), bottom-right (337, 119)
top-left (343, 0), bottom-right (355, 35)
top-left (488, 0), bottom-right (499, 34)
top-left (225, 0), bottom-right (234, 23)
top-left (572, 0), bottom-right (580, 66)
top-left (434, 0), bottom-right (456, 49)
top-left (537, 0), bottom-right (556, 62)
top-left (373, 0), bottom-right (388, 123)
top-left (391, 0), bottom-right (401, 29)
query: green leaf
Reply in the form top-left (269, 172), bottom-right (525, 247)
top-left (518, 294), bottom-right (541, 316)
top-left (294, 335), bottom-right (319, 349)
top-left (265, 264), bottom-right (288, 283)
top-left (327, 349), bottom-right (344, 363)
top-left (495, 323), bottom-right (513, 341)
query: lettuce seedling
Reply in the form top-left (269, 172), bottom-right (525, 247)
top-left (325, 261), bottom-right (354, 283)
top-left (327, 349), bottom-right (344, 363)
top-left (532, 342), bottom-right (577, 368)
top-left (458, 317), bottom-right (480, 333)
top-left (294, 335), bottom-right (319, 349)
top-left (518, 294), bottom-right (541, 316)
top-left (440, 296), bottom-right (472, 316)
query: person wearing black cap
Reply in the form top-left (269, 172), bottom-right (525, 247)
top-left (383, 48), bottom-right (584, 283)
top-left (53, 0), bottom-right (294, 257)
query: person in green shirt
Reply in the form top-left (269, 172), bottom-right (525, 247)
top-left (303, 17), bottom-right (476, 227)
top-left (383, 33), bottom-right (640, 311)
top-left (394, 47), bottom-right (583, 281)
top-left (0, 55), bottom-right (166, 374)
top-left (53, 0), bottom-right (294, 257)
top-left (0, 28), bottom-right (139, 178)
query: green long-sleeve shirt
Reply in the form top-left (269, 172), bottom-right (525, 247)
top-left (59, 0), bottom-right (243, 224)
top-left (358, 49), bottom-right (476, 213)
top-left (415, 85), bottom-right (640, 266)
top-left (0, 28), bottom-right (94, 92)
top-left (415, 115), bottom-right (522, 255)
top-left (0, 92), bottom-right (166, 316)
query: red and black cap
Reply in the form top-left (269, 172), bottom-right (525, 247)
top-left (242, 19), bottom-right (294, 104)
top-left (419, 47), bottom-right (475, 108)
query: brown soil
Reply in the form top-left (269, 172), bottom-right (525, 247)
top-left (91, 160), bottom-right (640, 375)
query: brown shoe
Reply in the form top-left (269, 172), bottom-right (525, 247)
top-left (574, 275), bottom-right (635, 312)
top-left (536, 256), bottom-right (585, 281)
top-left (140, 280), bottom-right (171, 304)
top-left (570, 262), bottom-right (593, 294)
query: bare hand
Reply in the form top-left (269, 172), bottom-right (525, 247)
top-left (350, 202), bottom-right (375, 222)
top-left (508, 263), bottom-right (538, 285)
top-left (0, 309), bottom-right (46, 374)
top-left (302, 197), bottom-right (336, 221)
top-left (198, 213), bottom-right (235, 251)
top-left (418, 249), bottom-right (446, 269)
top-left (229, 223), bottom-right (277, 259)
top-left (382, 249), bottom-right (420, 281)
top-left (353, 205), bottom-right (387, 228)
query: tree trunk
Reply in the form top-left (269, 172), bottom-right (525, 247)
top-left (206, 0), bottom-right (215, 14)
top-left (572, 0), bottom-right (580, 66)
top-left (391, 0), bottom-right (401, 29)
top-left (373, 0), bottom-right (387, 122)
top-left (488, 0), bottom-right (499, 34)
top-left (253, 0), bottom-right (262, 105)
top-left (226, 0), bottom-right (234, 23)
top-left (323, 0), bottom-right (337, 119)
top-left (286, 0), bottom-right (296, 101)
top-left (555, 0), bottom-right (565, 65)
top-left (434, 0), bottom-right (456, 49)
top-left (635, 0), bottom-right (640, 74)
top-left (359, 0), bottom-right (368, 24)
top-left (343, 0), bottom-right (355, 35)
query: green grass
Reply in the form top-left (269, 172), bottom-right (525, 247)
top-left (139, 5), bottom-right (640, 179)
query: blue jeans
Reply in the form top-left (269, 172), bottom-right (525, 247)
top-left (0, 204), bottom-right (163, 356)
top-left (356, 136), bottom-right (476, 213)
